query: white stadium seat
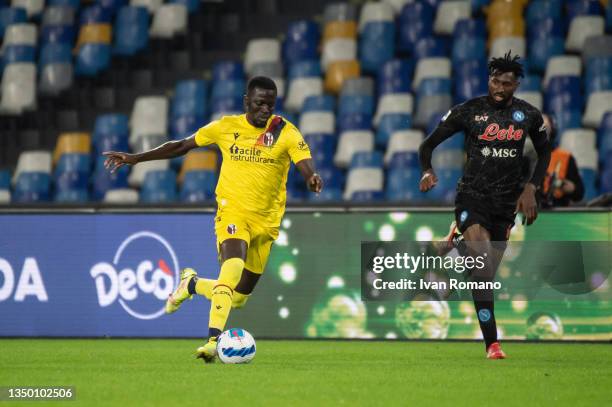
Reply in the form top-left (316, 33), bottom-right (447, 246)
top-left (334, 130), bottom-right (374, 168)
top-left (128, 160), bottom-right (170, 187)
top-left (150, 4), bottom-right (188, 39)
top-left (285, 77), bottom-right (323, 112)
top-left (359, 2), bottom-right (394, 31)
top-left (0, 189), bottom-right (10, 204)
top-left (2, 23), bottom-right (37, 49)
top-left (582, 91), bottom-right (612, 128)
top-left (566, 16), bottom-right (604, 53)
top-left (544, 56), bottom-right (582, 88)
top-left (432, 149), bottom-right (464, 169)
top-left (344, 167), bottom-right (384, 200)
top-left (515, 91), bottom-right (543, 111)
top-left (1, 62), bottom-right (36, 114)
top-left (321, 38), bottom-right (357, 71)
top-left (434, 1), bottom-right (471, 35)
top-left (244, 38), bottom-right (281, 75)
top-left (104, 188), bottom-right (140, 203)
top-left (130, 96), bottom-right (169, 143)
top-left (413, 57), bottom-right (451, 89)
top-left (383, 0), bottom-right (411, 15)
top-left (374, 93), bottom-right (414, 126)
top-left (560, 129), bottom-right (596, 151)
top-left (130, 0), bottom-right (163, 14)
top-left (299, 111), bottom-right (335, 135)
top-left (490, 36), bottom-right (526, 60)
top-left (384, 130), bottom-right (424, 165)
top-left (11, 0), bottom-right (44, 18)
top-left (12, 150), bottom-right (52, 185)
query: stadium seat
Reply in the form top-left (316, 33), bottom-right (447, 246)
top-left (515, 91), bottom-right (543, 110)
top-left (322, 38), bottom-right (356, 71)
top-left (415, 95), bottom-right (452, 128)
top-left (341, 77), bottom-right (374, 97)
top-left (130, 0), bottom-right (163, 14)
top-left (180, 170), bottom-right (216, 202)
top-left (53, 132), bottom-right (91, 164)
top-left (374, 93), bottom-right (414, 127)
top-left (302, 94), bottom-right (335, 113)
top-left (171, 79), bottom-right (207, 118)
top-left (75, 23), bottom-right (112, 51)
top-left (585, 57), bottom-right (612, 96)
top-left (432, 149), bottom-right (465, 169)
top-left (552, 110), bottom-right (583, 136)
top-left (13, 150), bottom-right (51, 184)
top-left (0, 7), bottom-right (27, 39)
top-left (582, 35), bottom-right (612, 62)
top-left (413, 37), bottom-right (449, 60)
top-left (344, 167), bottom-right (384, 200)
top-left (453, 18), bottom-right (486, 39)
top-left (359, 21), bottom-right (395, 73)
top-left (398, 2), bottom-right (434, 53)
top-left (489, 17), bottom-right (525, 46)
top-left (140, 170), bottom-right (177, 203)
top-left (583, 91), bottom-right (612, 128)
top-left (1, 44), bottom-right (35, 71)
top-left (434, 0), bottom-right (471, 35)
top-left (94, 113), bottom-right (129, 138)
top-left (567, 0), bottom-right (603, 20)
top-left (560, 129), bottom-right (596, 152)
top-left (114, 6), bottom-right (149, 56)
top-left (75, 43), bottom-right (111, 76)
top-left (150, 3), bottom-right (187, 38)
top-left (322, 21), bottom-right (357, 45)
top-left (211, 79), bottom-right (245, 102)
top-left (213, 60), bottom-right (244, 81)
top-left (104, 188), bottom-right (139, 203)
top-left (128, 159), bottom-right (169, 187)
top-left (47, 0), bottom-right (79, 8)
top-left (285, 77), bottom-right (322, 112)
top-left (338, 112), bottom-right (372, 132)
top-left (566, 15), bottom-right (604, 52)
top-left (55, 189), bottom-right (89, 203)
top-left (413, 57), bottom-right (451, 89)
top-left (0, 62), bottom-right (36, 114)
top-left (417, 78), bottom-right (452, 100)
top-left (79, 5), bottom-right (112, 24)
top-left (452, 37), bottom-right (486, 64)
top-left (12, 0), bottom-right (44, 18)
top-left (529, 37), bottom-right (565, 73)
top-left (489, 36), bottom-right (525, 60)
top-left (299, 111), bottom-right (335, 136)
top-left (358, 2), bottom-right (393, 31)
top-left (377, 58), bottom-right (413, 95)
top-left (42, 6), bottom-right (75, 26)
top-left (130, 96), bottom-right (168, 143)
top-left (13, 172), bottom-right (51, 202)
top-left (40, 25), bottom-right (76, 46)
top-left (386, 167), bottom-right (426, 202)
top-left (485, 0), bottom-right (524, 28)
top-left (338, 94), bottom-right (374, 116)
top-left (307, 187), bottom-right (343, 202)
top-left (2, 23), bottom-right (36, 48)
top-left (350, 151), bottom-right (383, 169)
top-left (544, 56), bottom-right (582, 88)
top-left (93, 161), bottom-right (129, 201)
top-left (304, 133), bottom-right (336, 167)
top-left (325, 60), bottom-right (360, 94)
top-left (376, 113), bottom-right (412, 147)
top-left (283, 20), bottom-right (319, 66)
top-left (334, 130), bottom-right (374, 168)
top-left (526, 0), bottom-right (562, 24)
top-left (323, 2), bottom-right (357, 23)
top-left (519, 75), bottom-right (542, 92)
top-left (384, 129), bottom-right (423, 165)
top-left (179, 150), bottom-right (217, 181)
top-left (545, 76), bottom-right (583, 112)
top-left (250, 61), bottom-right (283, 78)
top-left (244, 38), bottom-right (281, 75)
top-left (170, 114), bottom-right (203, 140)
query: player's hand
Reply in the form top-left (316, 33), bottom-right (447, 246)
top-left (419, 169), bottom-right (438, 192)
top-left (516, 183), bottom-right (538, 225)
top-left (103, 151), bottom-right (138, 173)
top-left (307, 173), bottom-right (323, 194)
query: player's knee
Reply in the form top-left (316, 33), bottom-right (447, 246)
top-left (218, 257), bottom-right (245, 289)
top-left (232, 293), bottom-right (249, 309)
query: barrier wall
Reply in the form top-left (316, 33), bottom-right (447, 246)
top-left (1, 209), bottom-right (610, 340)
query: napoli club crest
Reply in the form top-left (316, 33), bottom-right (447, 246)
top-left (227, 224), bottom-right (237, 235)
top-left (512, 110), bottom-right (525, 122)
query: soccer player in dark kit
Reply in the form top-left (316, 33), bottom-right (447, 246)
top-left (418, 52), bottom-right (551, 359)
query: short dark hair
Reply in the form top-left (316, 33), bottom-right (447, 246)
top-left (247, 76), bottom-right (277, 94)
top-left (488, 50), bottom-right (524, 78)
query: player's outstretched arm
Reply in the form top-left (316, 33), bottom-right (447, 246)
top-left (103, 135), bottom-right (199, 173)
top-left (296, 158), bottom-right (323, 193)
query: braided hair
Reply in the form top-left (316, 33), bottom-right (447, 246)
top-left (488, 50), bottom-right (524, 78)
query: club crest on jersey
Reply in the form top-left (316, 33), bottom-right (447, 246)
top-left (512, 110), bottom-right (525, 122)
top-left (475, 114), bottom-right (489, 122)
top-left (460, 210), bottom-right (468, 224)
top-left (478, 123), bottom-right (523, 141)
top-left (227, 224), bottom-right (237, 235)
top-left (478, 309), bottom-right (491, 322)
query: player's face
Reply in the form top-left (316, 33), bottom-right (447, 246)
top-left (245, 87), bottom-right (277, 128)
top-left (488, 71), bottom-right (519, 106)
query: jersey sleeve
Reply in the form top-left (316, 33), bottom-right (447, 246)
top-left (438, 102), bottom-right (469, 133)
top-left (194, 119), bottom-right (222, 147)
top-left (528, 112), bottom-right (549, 149)
top-left (285, 125), bottom-right (312, 164)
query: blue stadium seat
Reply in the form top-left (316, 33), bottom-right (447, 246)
top-left (567, 0), bottom-right (603, 20)
top-left (41, 25), bottom-right (76, 45)
top-left (338, 94), bottom-right (374, 116)
top-left (338, 113), bottom-right (372, 132)
top-left (427, 114), bottom-right (465, 149)
top-left (94, 113), bottom-right (129, 138)
top-left (551, 110), bottom-right (582, 135)
top-left (519, 75), bottom-right (542, 91)
top-left (429, 168), bottom-right (461, 203)
top-left (181, 170), bottom-right (216, 202)
top-left (585, 57), bottom-right (612, 96)
top-left (140, 170), bottom-right (177, 203)
top-left (304, 133), bottom-right (336, 167)
top-left (302, 94), bottom-right (335, 112)
top-left (454, 75), bottom-right (487, 103)
top-left (414, 37), bottom-right (449, 60)
top-left (307, 187), bottom-right (342, 202)
top-left (315, 166), bottom-right (344, 189)
top-left (55, 170), bottom-right (89, 191)
top-left (607, 1), bottom-right (612, 33)
top-left (212, 61), bottom-right (244, 82)
top-left (170, 114), bottom-right (204, 140)
top-left (79, 5), bottom-right (112, 24)
top-left (377, 59), bottom-right (413, 95)
top-left (211, 80), bottom-right (245, 101)
top-left (0, 7), bottom-right (27, 39)
top-left (452, 18), bottom-right (486, 39)
top-left (398, 2), bottom-right (434, 53)
top-left (527, 0), bottom-right (562, 24)
top-left (598, 111), bottom-right (612, 151)
top-left (601, 167), bottom-right (612, 193)
top-left (55, 153), bottom-right (91, 174)
top-left (376, 113), bottom-right (411, 147)
top-left (113, 6), bottom-right (149, 56)
top-left (360, 22), bottom-right (395, 73)
top-left (418, 78), bottom-right (452, 99)
top-left (92, 165), bottom-right (129, 200)
top-left (93, 132), bottom-right (130, 157)
top-left (350, 151), bottom-right (383, 169)
top-left (351, 190), bottom-right (384, 201)
top-left (0, 170), bottom-right (10, 189)
top-left (545, 76), bottom-right (583, 112)
top-left (529, 37), bottom-right (565, 73)
top-left (55, 189), bottom-right (89, 203)
top-left (13, 173), bottom-right (52, 203)
top-left (277, 110), bottom-right (297, 125)
top-left (388, 151), bottom-right (420, 169)
top-left (386, 169), bottom-right (427, 202)
top-left (452, 37), bottom-right (486, 64)
top-left (211, 97), bottom-right (242, 116)
top-left (39, 43), bottom-right (71, 69)
top-left (98, 0), bottom-right (128, 14)
top-left (169, 0), bottom-right (201, 13)
top-left (283, 20), bottom-right (319, 66)
top-left (75, 43), bottom-right (111, 76)
top-left (578, 168), bottom-right (598, 201)
top-left (528, 18), bottom-right (564, 41)
top-left (172, 79), bottom-right (208, 118)
top-left (1, 45), bottom-right (35, 71)
top-left (288, 59), bottom-right (320, 79)
top-left (48, 0), bottom-right (80, 8)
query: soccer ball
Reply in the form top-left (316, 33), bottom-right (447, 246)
top-left (216, 328), bottom-right (256, 364)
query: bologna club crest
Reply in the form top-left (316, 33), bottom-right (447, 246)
top-left (227, 224), bottom-right (237, 235)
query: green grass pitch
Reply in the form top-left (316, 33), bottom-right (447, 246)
top-left (1, 339), bottom-right (610, 406)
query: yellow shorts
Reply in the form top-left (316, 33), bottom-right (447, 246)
top-left (214, 208), bottom-right (279, 275)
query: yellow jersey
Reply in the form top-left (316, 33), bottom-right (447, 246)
top-left (194, 114), bottom-right (311, 227)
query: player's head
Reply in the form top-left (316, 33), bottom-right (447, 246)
top-left (487, 51), bottom-right (524, 106)
top-left (244, 76), bottom-right (277, 128)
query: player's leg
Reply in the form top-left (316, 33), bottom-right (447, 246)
top-left (190, 266), bottom-right (260, 309)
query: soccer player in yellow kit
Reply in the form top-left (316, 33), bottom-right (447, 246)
top-left (103, 76), bottom-right (323, 362)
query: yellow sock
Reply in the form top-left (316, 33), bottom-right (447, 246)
top-left (208, 258), bottom-right (244, 332)
top-left (195, 278), bottom-right (215, 299)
